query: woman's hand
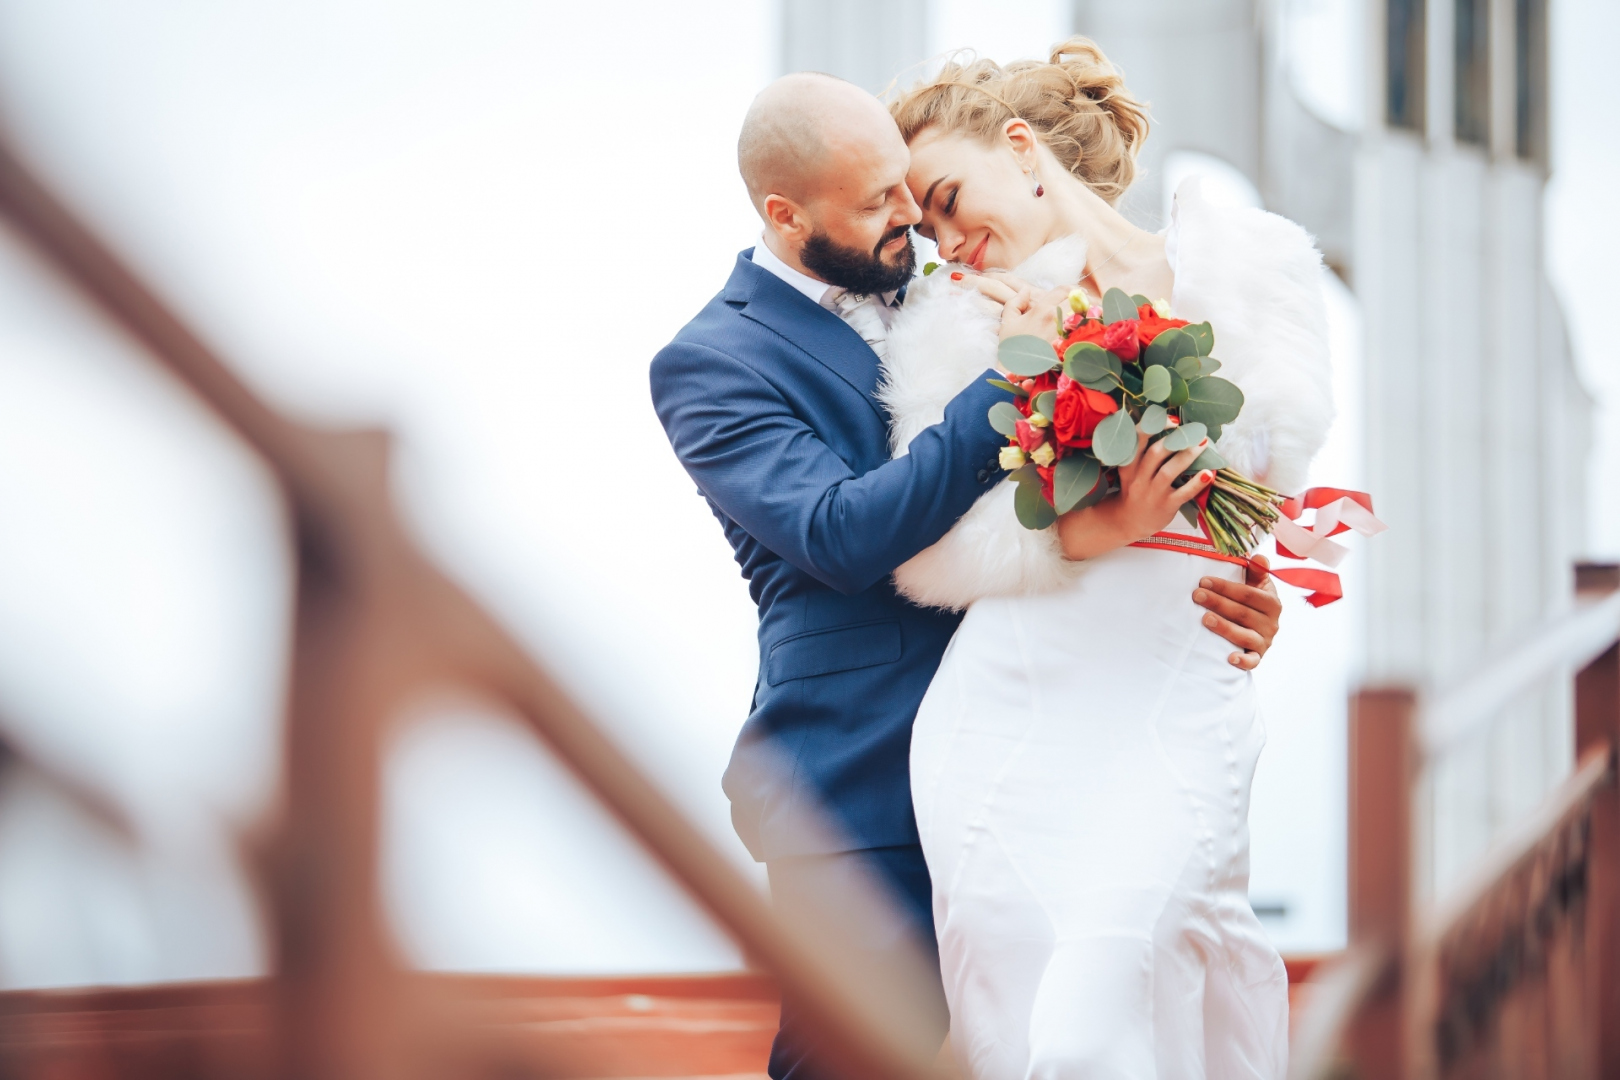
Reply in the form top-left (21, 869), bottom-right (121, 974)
top-left (1056, 430), bottom-right (1214, 561)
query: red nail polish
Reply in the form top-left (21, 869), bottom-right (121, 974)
top-left (950, 272), bottom-right (964, 281)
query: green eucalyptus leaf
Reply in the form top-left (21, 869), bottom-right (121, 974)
top-left (1073, 471), bottom-right (1112, 511)
top-left (999, 334), bottom-right (1061, 376)
top-left (985, 377), bottom-right (1021, 394)
top-left (1137, 403), bottom-right (1169, 434)
top-left (1180, 376), bottom-right (1245, 426)
top-left (1130, 293), bottom-right (1152, 309)
top-left (1092, 409), bottom-right (1139, 466)
top-left (1142, 364), bottom-right (1172, 403)
top-left (1180, 502), bottom-right (1202, 528)
top-left (1161, 420), bottom-right (1208, 452)
top-left (1052, 455), bottom-right (1102, 514)
top-left (1033, 391), bottom-right (1057, 420)
top-left (922, 261), bottom-right (941, 277)
top-left (1063, 341), bottom-right (1113, 383)
top-left (1174, 354), bottom-right (1202, 380)
top-left (1203, 423), bottom-right (1223, 443)
top-left (1102, 287), bottom-right (1137, 324)
top-left (1120, 365), bottom-right (1143, 396)
top-left (1186, 446), bottom-right (1228, 474)
top-left (1199, 356), bottom-right (1223, 377)
top-left (988, 401), bottom-right (1023, 437)
top-left (1144, 327), bottom-right (1198, 368)
top-left (1008, 463), bottom-right (1040, 486)
top-left (1167, 369), bottom-right (1191, 407)
top-left (1185, 321), bottom-right (1215, 355)
top-left (1014, 480), bottom-right (1058, 530)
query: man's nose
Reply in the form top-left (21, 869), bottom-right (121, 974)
top-left (892, 184), bottom-right (922, 227)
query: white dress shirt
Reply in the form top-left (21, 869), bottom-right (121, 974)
top-left (751, 236), bottom-right (903, 357)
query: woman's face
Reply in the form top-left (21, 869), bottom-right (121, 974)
top-left (905, 126), bottom-right (1054, 271)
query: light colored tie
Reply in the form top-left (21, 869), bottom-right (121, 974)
top-left (827, 289), bottom-right (889, 360)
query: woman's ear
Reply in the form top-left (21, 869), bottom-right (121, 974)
top-left (1002, 117), bottom-right (1039, 167)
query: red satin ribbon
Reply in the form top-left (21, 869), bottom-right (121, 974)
top-left (1135, 486), bottom-right (1379, 608)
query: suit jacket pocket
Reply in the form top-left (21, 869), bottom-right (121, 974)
top-left (766, 620), bottom-right (903, 685)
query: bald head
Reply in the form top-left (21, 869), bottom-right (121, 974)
top-left (738, 72), bottom-right (904, 213)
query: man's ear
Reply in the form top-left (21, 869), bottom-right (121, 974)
top-left (763, 193), bottom-right (812, 246)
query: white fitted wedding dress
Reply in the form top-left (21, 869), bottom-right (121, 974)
top-left (877, 179), bottom-right (1335, 1079)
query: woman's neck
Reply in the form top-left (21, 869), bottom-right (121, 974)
top-left (1042, 169), bottom-right (1171, 301)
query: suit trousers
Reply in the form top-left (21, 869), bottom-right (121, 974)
top-left (765, 843), bottom-right (948, 1080)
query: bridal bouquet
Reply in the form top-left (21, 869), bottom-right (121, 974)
top-left (988, 287), bottom-right (1284, 557)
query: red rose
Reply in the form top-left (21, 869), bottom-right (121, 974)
top-left (1099, 319), bottom-right (1140, 360)
top-left (1051, 376), bottom-right (1120, 448)
top-left (1057, 319), bottom-right (1109, 358)
top-left (1134, 303), bottom-right (1190, 348)
top-left (1015, 370), bottom-right (1060, 417)
top-left (1015, 419), bottom-right (1046, 454)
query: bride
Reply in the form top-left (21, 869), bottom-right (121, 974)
top-left (878, 40), bottom-right (1334, 1079)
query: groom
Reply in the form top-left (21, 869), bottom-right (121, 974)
top-left (651, 73), bottom-right (1283, 1079)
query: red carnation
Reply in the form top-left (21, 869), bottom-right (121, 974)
top-left (1015, 419), bottom-right (1046, 455)
top-left (1051, 375), bottom-right (1120, 448)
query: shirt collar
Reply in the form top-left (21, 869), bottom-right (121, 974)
top-left (751, 234), bottom-right (904, 310)
top-left (750, 236), bottom-right (833, 306)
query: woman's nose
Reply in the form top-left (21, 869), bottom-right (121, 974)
top-left (936, 227), bottom-right (965, 261)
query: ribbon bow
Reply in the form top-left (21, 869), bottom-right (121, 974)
top-left (1263, 488), bottom-right (1388, 607)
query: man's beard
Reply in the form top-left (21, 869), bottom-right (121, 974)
top-left (800, 224), bottom-right (916, 296)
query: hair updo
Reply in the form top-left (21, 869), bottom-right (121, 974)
top-left (888, 37), bottom-right (1150, 206)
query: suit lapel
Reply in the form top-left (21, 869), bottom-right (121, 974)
top-left (725, 251), bottom-right (887, 424)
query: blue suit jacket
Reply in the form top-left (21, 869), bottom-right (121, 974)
top-left (651, 249), bottom-right (1012, 860)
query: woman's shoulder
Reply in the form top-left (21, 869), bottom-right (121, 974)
top-left (1166, 176), bottom-right (1327, 331)
top-left (1165, 176), bottom-right (1334, 497)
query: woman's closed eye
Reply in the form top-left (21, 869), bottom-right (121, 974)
top-left (943, 188), bottom-right (958, 215)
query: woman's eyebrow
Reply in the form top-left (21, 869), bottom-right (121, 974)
top-left (921, 176), bottom-right (947, 210)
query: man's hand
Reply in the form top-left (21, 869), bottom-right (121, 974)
top-left (1193, 554), bottom-right (1282, 670)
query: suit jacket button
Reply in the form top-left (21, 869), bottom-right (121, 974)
top-left (976, 468), bottom-right (989, 483)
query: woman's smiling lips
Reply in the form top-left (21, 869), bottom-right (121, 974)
top-left (967, 233), bottom-right (990, 270)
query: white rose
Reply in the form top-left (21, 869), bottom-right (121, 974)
top-left (1030, 442), bottom-right (1056, 467)
top-left (1152, 298), bottom-right (1173, 319)
top-left (999, 445), bottom-right (1027, 470)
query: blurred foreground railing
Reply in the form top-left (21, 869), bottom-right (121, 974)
top-left (0, 137), bottom-right (950, 1080)
top-left (1289, 564), bottom-right (1620, 1080)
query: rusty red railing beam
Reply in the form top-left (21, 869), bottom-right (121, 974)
top-left (0, 137), bottom-right (947, 1080)
top-left (1290, 570), bottom-right (1620, 1080)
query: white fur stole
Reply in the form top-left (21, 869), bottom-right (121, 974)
top-left (879, 177), bottom-right (1335, 612)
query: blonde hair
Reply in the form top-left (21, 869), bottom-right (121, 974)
top-left (888, 38), bottom-right (1150, 206)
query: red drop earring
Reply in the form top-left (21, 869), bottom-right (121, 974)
top-left (1030, 170), bottom-right (1044, 197)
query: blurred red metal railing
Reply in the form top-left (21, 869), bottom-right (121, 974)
top-left (0, 135), bottom-right (949, 1080)
top-left (4, 117), bottom-right (1619, 1080)
top-left (1289, 564), bottom-right (1620, 1079)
